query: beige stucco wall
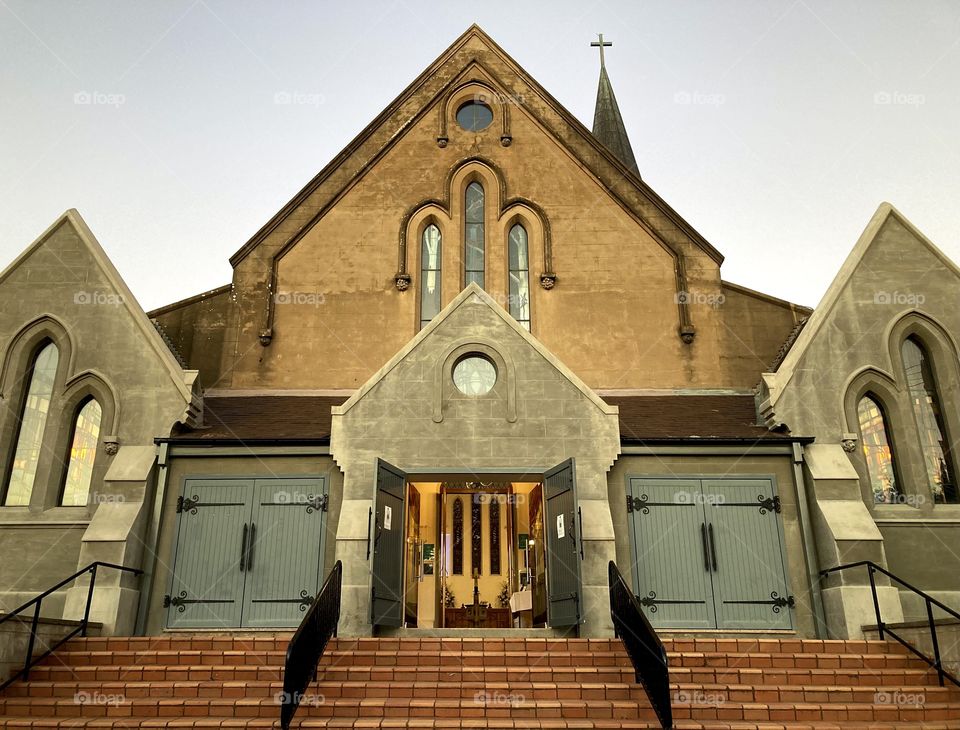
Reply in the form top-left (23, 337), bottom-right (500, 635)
top-left (143, 451), bottom-right (343, 635)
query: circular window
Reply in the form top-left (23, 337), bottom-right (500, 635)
top-left (456, 101), bottom-right (493, 132)
top-left (453, 354), bottom-right (497, 396)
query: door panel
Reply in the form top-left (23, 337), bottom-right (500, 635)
top-left (371, 459), bottom-right (407, 627)
top-left (628, 479), bottom-right (716, 629)
top-left (241, 478), bottom-right (327, 628)
top-left (704, 479), bottom-right (793, 630)
top-left (167, 480), bottom-right (250, 629)
top-left (543, 459), bottom-right (582, 627)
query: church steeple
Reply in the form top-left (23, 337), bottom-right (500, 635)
top-left (590, 34), bottom-right (640, 178)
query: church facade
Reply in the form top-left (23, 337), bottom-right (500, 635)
top-left (2, 26), bottom-right (959, 641)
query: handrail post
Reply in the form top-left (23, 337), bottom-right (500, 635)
top-left (81, 563), bottom-right (98, 637)
top-left (23, 599), bottom-right (42, 680)
top-left (926, 597), bottom-right (944, 687)
top-left (867, 563), bottom-right (883, 640)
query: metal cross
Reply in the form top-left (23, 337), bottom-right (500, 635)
top-left (591, 33), bottom-right (612, 68)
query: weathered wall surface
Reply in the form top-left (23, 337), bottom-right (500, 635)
top-left (150, 287), bottom-right (232, 390)
top-left (330, 286), bottom-right (621, 636)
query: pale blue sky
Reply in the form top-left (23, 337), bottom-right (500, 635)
top-left (1, 0), bottom-right (958, 310)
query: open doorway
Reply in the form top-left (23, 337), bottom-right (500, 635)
top-left (371, 460), bottom-right (582, 631)
top-left (402, 481), bottom-right (548, 629)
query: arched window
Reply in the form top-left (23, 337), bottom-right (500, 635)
top-left (419, 224), bottom-right (442, 330)
top-left (60, 398), bottom-right (102, 506)
top-left (857, 394), bottom-right (900, 504)
top-left (508, 223), bottom-right (531, 330)
top-left (902, 337), bottom-right (958, 503)
top-left (4, 342), bottom-right (59, 506)
top-left (452, 497), bottom-right (464, 575)
top-left (464, 182), bottom-right (484, 288)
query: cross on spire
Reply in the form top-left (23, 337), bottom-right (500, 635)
top-left (591, 33), bottom-right (612, 68)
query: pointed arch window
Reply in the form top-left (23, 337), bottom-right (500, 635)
top-left (60, 398), bottom-right (102, 506)
top-left (420, 224), bottom-right (442, 329)
top-left (464, 182), bottom-right (485, 288)
top-left (857, 394), bottom-right (900, 504)
top-left (508, 223), bottom-right (531, 330)
top-left (4, 342), bottom-right (59, 506)
top-left (902, 337), bottom-right (958, 503)
top-left (452, 497), bottom-right (464, 575)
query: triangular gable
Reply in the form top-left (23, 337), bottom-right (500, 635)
top-left (332, 281), bottom-right (617, 418)
top-left (0, 209), bottom-right (197, 402)
top-left (762, 202), bottom-right (960, 408)
top-left (229, 24), bottom-right (723, 269)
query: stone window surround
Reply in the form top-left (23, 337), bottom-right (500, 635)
top-left (432, 338), bottom-right (517, 425)
top-left (0, 315), bottom-right (118, 514)
top-left (842, 311), bottom-right (960, 517)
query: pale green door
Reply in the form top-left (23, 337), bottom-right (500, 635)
top-left (166, 480), bottom-right (251, 629)
top-left (241, 478), bottom-right (328, 627)
top-left (704, 479), bottom-right (793, 630)
top-left (628, 479), bottom-right (716, 629)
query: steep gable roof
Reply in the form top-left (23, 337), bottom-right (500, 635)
top-left (762, 202), bottom-right (960, 408)
top-left (0, 209), bottom-right (197, 403)
top-left (229, 24), bottom-right (723, 268)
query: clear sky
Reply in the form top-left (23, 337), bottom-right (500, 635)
top-left (1, 1), bottom-right (958, 311)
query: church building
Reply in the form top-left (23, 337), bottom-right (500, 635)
top-left (2, 24), bottom-right (959, 647)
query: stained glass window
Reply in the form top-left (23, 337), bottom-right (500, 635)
top-left (489, 498), bottom-right (501, 575)
top-left (508, 224), bottom-right (530, 330)
top-left (452, 497), bottom-right (463, 575)
top-left (4, 342), bottom-right (59, 506)
top-left (452, 355), bottom-right (496, 396)
top-left (420, 224), bottom-right (442, 329)
top-left (857, 394), bottom-right (900, 504)
top-left (902, 337), bottom-right (957, 503)
top-left (471, 497), bottom-right (482, 577)
top-left (464, 182), bottom-right (484, 289)
top-left (60, 398), bottom-right (102, 506)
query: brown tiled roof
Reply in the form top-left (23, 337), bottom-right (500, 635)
top-left (168, 393), bottom-right (789, 444)
top-left (606, 394), bottom-right (790, 441)
top-left (170, 396), bottom-right (347, 442)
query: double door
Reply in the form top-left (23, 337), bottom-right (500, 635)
top-left (627, 477), bottom-right (793, 630)
top-left (166, 477), bottom-right (328, 629)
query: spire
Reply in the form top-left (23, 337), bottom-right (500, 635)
top-left (590, 34), bottom-right (640, 178)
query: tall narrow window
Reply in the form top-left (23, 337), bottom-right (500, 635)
top-left (902, 337), bottom-right (958, 503)
top-left (420, 224), bottom-right (442, 329)
top-left (452, 497), bottom-right (464, 575)
top-left (508, 223), bottom-right (531, 330)
top-left (489, 497), bottom-right (501, 575)
top-left (60, 398), bottom-right (102, 506)
top-left (857, 394), bottom-right (900, 504)
top-left (464, 182), bottom-right (484, 288)
top-left (4, 342), bottom-right (59, 506)
top-left (471, 496), bottom-right (482, 577)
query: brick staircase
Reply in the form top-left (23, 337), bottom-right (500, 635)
top-left (1, 634), bottom-right (960, 728)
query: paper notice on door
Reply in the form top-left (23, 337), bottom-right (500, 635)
top-left (556, 513), bottom-right (565, 539)
top-left (384, 505), bottom-right (393, 531)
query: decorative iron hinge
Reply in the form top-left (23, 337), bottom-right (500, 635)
top-left (626, 495), bottom-right (648, 514)
top-left (717, 494), bottom-right (781, 515)
top-left (251, 590), bottom-right (315, 611)
top-left (637, 590), bottom-right (706, 614)
top-left (723, 591), bottom-right (795, 614)
top-left (306, 494), bottom-right (328, 514)
top-left (177, 495), bottom-right (199, 514)
top-left (163, 591), bottom-right (232, 613)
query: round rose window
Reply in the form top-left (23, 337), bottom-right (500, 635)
top-left (452, 355), bottom-right (497, 396)
top-left (456, 101), bottom-right (493, 131)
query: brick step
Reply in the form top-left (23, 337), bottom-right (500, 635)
top-left (2, 695), bottom-right (960, 723)
top-left (671, 651), bottom-right (927, 670)
top-left (669, 665), bottom-right (945, 687)
top-left (5, 679), bottom-right (958, 706)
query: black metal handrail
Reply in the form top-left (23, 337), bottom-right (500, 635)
top-left (280, 560), bottom-right (342, 730)
top-left (609, 561), bottom-right (672, 729)
top-left (0, 561), bottom-right (142, 690)
top-left (821, 560), bottom-right (960, 687)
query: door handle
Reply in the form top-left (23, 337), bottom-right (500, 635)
top-left (366, 507), bottom-right (373, 560)
top-left (240, 523), bottom-right (248, 572)
top-left (577, 507), bottom-right (584, 560)
top-left (246, 522), bottom-right (257, 571)
top-left (700, 523), bottom-right (710, 572)
top-left (708, 523), bottom-right (718, 572)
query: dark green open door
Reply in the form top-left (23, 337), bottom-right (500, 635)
top-left (371, 459), bottom-right (407, 627)
top-left (543, 459), bottom-right (582, 627)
